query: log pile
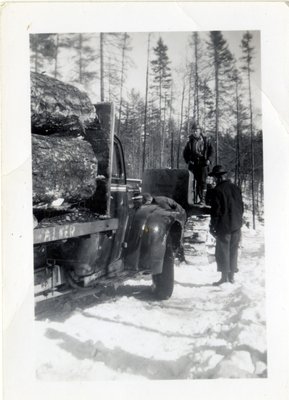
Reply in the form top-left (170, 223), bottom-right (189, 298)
top-left (31, 72), bottom-right (101, 209)
top-left (32, 134), bottom-right (98, 204)
top-left (31, 72), bottom-right (96, 135)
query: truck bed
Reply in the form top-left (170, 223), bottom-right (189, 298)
top-left (34, 217), bottom-right (118, 244)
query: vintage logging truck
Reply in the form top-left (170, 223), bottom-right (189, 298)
top-left (32, 73), bottom-right (186, 304)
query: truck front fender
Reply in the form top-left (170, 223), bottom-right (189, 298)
top-left (124, 205), bottom-right (184, 275)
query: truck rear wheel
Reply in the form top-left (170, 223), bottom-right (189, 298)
top-left (152, 236), bottom-right (174, 300)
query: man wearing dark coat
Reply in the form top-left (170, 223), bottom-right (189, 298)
top-left (209, 165), bottom-right (244, 285)
top-left (183, 122), bottom-right (215, 205)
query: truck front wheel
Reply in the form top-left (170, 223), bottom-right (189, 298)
top-left (152, 236), bottom-right (174, 300)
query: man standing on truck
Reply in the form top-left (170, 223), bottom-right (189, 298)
top-left (208, 165), bottom-right (244, 286)
top-left (183, 122), bottom-right (215, 205)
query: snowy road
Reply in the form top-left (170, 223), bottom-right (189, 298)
top-left (35, 220), bottom-right (266, 380)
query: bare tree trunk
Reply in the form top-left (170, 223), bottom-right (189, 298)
top-left (235, 78), bottom-right (241, 188)
top-left (142, 33), bottom-right (151, 172)
top-left (35, 43), bottom-right (39, 72)
top-left (187, 64), bottom-right (192, 137)
top-left (241, 32), bottom-right (256, 229)
top-left (54, 34), bottom-right (59, 79)
top-left (194, 33), bottom-right (200, 124)
top-left (159, 76), bottom-right (163, 168)
top-left (123, 102), bottom-right (130, 172)
top-left (177, 83), bottom-right (185, 168)
top-left (117, 33), bottom-right (128, 136)
top-left (78, 34), bottom-right (83, 84)
top-left (139, 117), bottom-right (142, 178)
top-left (214, 46), bottom-right (219, 164)
top-left (169, 86), bottom-right (174, 168)
top-left (248, 67), bottom-right (256, 229)
top-left (108, 55), bottom-right (111, 101)
top-left (255, 179), bottom-right (260, 216)
top-left (201, 82), bottom-right (207, 132)
top-left (100, 33), bottom-right (104, 101)
top-left (125, 101), bottom-right (129, 133)
top-left (161, 94), bottom-right (167, 167)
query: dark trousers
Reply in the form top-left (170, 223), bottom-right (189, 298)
top-left (192, 165), bottom-right (208, 201)
top-left (215, 229), bottom-right (241, 273)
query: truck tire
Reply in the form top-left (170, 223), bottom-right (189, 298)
top-left (152, 236), bottom-right (174, 300)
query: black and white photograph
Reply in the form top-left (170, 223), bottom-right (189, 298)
top-left (31, 29), bottom-right (265, 380)
top-left (2, 2), bottom-right (289, 399)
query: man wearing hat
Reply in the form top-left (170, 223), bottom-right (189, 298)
top-left (183, 122), bottom-right (214, 205)
top-left (209, 165), bottom-right (244, 285)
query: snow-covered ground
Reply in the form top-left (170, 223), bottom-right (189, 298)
top-left (35, 218), bottom-right (266, 380)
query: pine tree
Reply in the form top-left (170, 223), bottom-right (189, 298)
top-left (52, 34), bottom-right (60, 79)
top-left (177, 81), bottom-right (185, 168)
top-left (150, 37), bottom-right (172, 167)
top-left (102, 33), bottom-right (122, 103)
top-left (231, 66), bottom-right (242, 187)
top-left (30, 34), bottom-right (56, 73)
top-left (71, 33), bottom-right (98, 88)
top-left (208, 31), bottom-right (234, 163)
top-left (198, 77), bottom-right (215, 136)
top-left (52, 34), bottom-right (79, 81)
top-left (186, 62), bottom-right (193, 137)
top-left (142, 33), bottom-right (151, 172)
top-left (241, 31), bottom-right (256, 229)
top-left (120, 90), bottom-right (145, 177)
top-left (168, 84), bottom-right (175, 168)
top-left (117, 33), bottom-right (132, 136)
top-left (100, 33), bottom-right (104, 101)
top-left (192, 32), bottom-right (201, 124)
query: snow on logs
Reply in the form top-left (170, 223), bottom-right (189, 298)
top-left (31, 72), bottom-right (96, 135)
top-left (31, 72), bottom-right (100, 207)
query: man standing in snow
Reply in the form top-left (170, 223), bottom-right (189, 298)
top-left (183, 122), bottom-right (214, 205)
top-left (209, 165), bottom-right (244, 285)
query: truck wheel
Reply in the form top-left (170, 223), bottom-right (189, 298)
top-left (153, 236), bottom-right (174, 300)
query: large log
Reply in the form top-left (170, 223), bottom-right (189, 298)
top-left (32, 134), bottom-right (98, 205)
top-left (31, 72), bottom-right (96, 135)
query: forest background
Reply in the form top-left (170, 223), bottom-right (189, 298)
top-left (30, 30), bottom-right (263, 228)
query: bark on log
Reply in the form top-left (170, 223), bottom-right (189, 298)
top-left (32, 134), bottom-right (98, 205)
top-left (31, 72), bottom-right (96, 135)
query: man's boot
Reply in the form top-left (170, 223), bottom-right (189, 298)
top-left (228, 272), bottom-right (235, 284)
top-left (195, 185), bottom-right (201, 204)
top-left (213, 272), bottom-right (228, 286)
top-left (197, 186), bottom-right (207, 206)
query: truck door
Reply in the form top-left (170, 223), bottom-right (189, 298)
top-left (108, 138), bottom-right (129, 272)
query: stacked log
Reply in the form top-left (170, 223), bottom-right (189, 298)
top-left (31, 72), bottom-right (100, 208)
top-left (32, 134), bottom-right (98, 204)
top-left (31, 72), bottom-right (96, 135)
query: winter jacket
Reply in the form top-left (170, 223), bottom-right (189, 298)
top-left (153, 196), bottom-right (186, 217)
top-left (210, 180), bottom-right (244, 235)
top-left (183, 134), bottom-right (215, 167)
